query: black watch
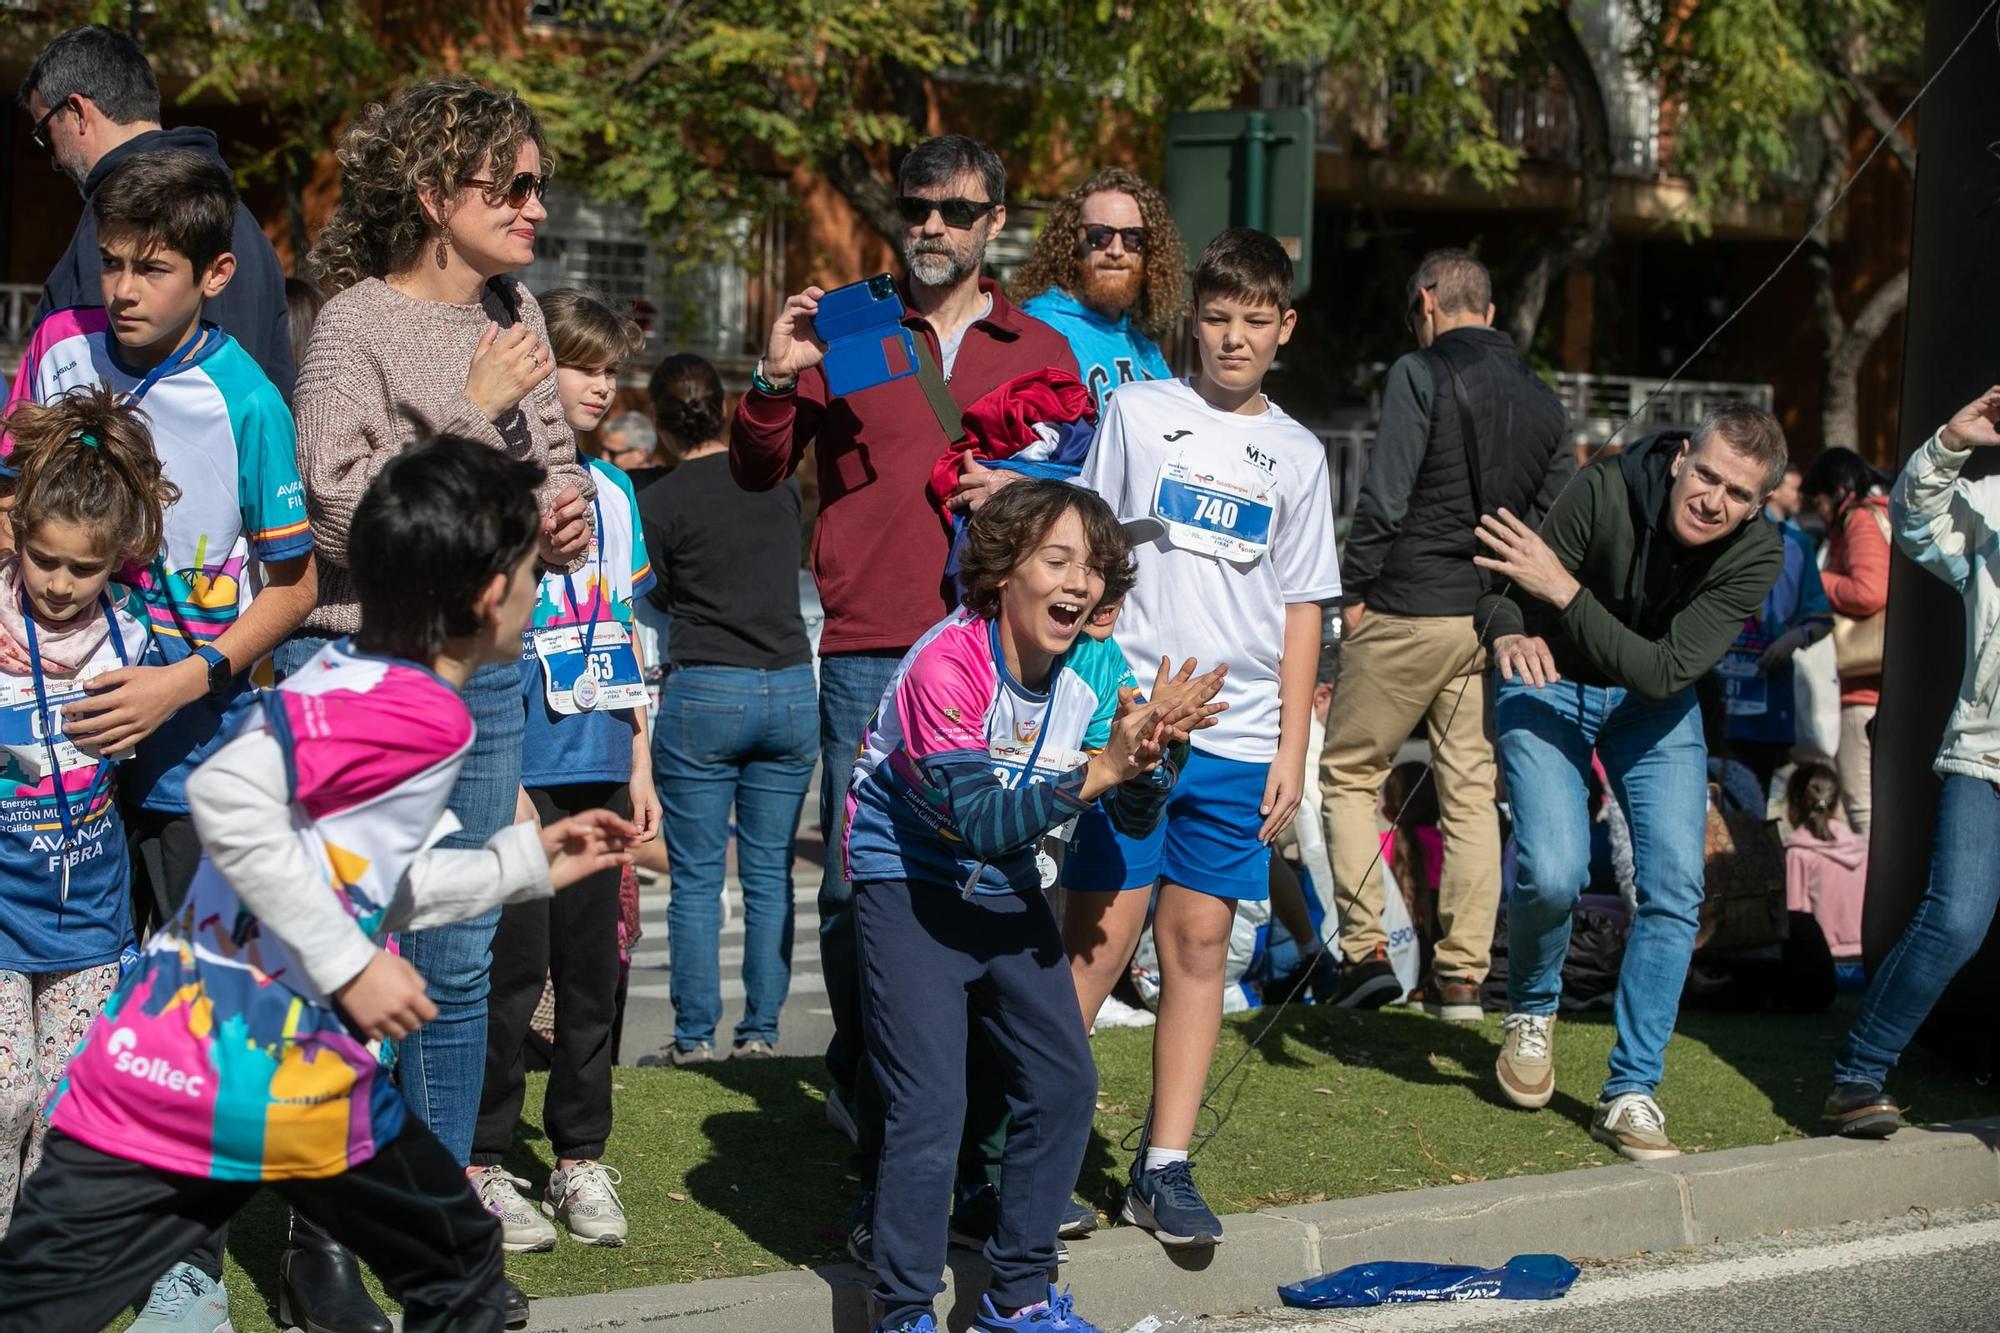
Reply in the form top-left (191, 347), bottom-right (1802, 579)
top-left (194, 644), bottom-right (233, 698)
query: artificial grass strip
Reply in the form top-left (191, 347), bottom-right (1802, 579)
top-left (154, 997), bottom-right (1991, 1330)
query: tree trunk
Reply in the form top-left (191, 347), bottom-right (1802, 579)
top-left (1806, 61), bottom-right (1915, 457)
top-left (1504, 2), bottom-right (1616, 349)
top-left (1822, 268), bottom-right (1910, 453)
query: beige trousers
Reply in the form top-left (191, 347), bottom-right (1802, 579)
top-left (1318, 612), bottom-right (1501, 981)
top-left (1838, 702), bottom-right (1876, 835)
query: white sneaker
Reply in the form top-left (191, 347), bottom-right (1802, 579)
top-left (1591, 1092), bottom-right (1681, 1161)
top-left (471, 1164), bottom-right (559, 1252)
top-left (1093, 995), bottom-right (1157, 1030)
top-left (546, 1160), bottom-right (629, 1246)
top-left (130, 1262), bottom-right (232, 1332)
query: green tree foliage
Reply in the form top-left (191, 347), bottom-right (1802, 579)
top-left (1633, 0), bottom-right (1920, 225)
top-left (461, 1), bottom-right (971, 263)
top-left (86, 0), bottom-right (391, 256)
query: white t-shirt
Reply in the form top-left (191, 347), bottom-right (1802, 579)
top-left (1079, 377), bottom-right (1340, 761)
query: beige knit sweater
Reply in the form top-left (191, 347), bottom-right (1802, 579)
top-left (292, 276), bottom-right (594, 635)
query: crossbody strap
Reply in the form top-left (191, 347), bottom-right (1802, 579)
top-left (913, 333), bottom-right (966, 445)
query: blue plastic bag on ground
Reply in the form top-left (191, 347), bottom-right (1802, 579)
top-left (1279, 1254), bottom-right (1580, 1308)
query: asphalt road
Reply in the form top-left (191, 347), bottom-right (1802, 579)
top-left (1202, 1203), bottom-right (2000, 1333)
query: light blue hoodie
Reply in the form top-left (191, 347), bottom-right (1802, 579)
top-left (1019, 287), bottom-right (1172, 415)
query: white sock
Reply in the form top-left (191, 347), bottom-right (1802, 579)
top-left (1143, 1146), bottom-right (1189, 1172)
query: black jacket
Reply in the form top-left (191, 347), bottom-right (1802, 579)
top-left (36, 125), bottom-right (295, 401)
top-left (1479, 430), bottom-right (1785, 699)
top-left (1342, 325), bottom-right (1571, 616)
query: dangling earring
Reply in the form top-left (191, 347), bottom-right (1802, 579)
top-left (435, 224), bottom-right (453, 270)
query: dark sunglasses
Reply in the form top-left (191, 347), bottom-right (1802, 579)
top-left (30, 95), bottom-right (74, 156)
top-left (1080, 224), bottom-right (1147, 253)
top-left (896, 195), bottom-right (997, 229)
top-left (463, 171), bottom-right (550, 208)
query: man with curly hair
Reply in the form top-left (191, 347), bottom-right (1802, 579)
top-left (1008, 166), bottom-right (1186, 414)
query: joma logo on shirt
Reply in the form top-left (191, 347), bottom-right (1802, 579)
top-left (107, 1026), bottom-right (207, 1098)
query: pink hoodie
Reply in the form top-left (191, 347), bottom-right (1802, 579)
top-left (1785, 820), bottom-right (1868, 959)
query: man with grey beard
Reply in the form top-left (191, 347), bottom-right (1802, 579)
top-left (729, 134), bottom-right (1077, 1261)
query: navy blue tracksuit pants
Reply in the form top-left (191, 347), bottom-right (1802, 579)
top-left (854, 878), bottom-right (1097, 1324)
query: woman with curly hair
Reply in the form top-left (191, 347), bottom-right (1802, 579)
top-left (285, 77), bottom-right (594, 1331)
top-left (1008, 165), bottom-right (1187, 413)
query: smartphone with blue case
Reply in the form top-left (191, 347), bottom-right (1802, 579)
top-left (814, 273), bottom-right (919, 398)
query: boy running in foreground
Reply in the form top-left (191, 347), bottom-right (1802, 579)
top-left (0, 436), bottom-right (638, 1332)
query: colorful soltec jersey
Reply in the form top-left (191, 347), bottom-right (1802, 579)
top-left (49, 641), bottom-right (473, 1181)
top-left (0, 584), bottom-right (153, 972)
top-left (520, 458), bottom-right (655, 787)
top-left (1020, 288), bottom-right (1173, 415)
top-left (1079, 377), bottom-right (1341, 762)
top-left (844, 610), bottom-right (1135, 895)
top-left (5, 309), bottom-right (314, 813)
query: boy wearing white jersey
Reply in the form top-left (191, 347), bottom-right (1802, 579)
top-left (1064, 229), bottom-right (1339, 1246)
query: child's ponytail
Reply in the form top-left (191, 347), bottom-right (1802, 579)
top-left (1785, 759), bottom-right (1843, 843)
top-left (4, 386), bottom-right (179, 562)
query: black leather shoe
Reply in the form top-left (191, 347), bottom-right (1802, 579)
top-left (501, 1276), bottom-right (530, 1329)
top-left (276, 1211), bottom-right (392, 1333)
top-left (1823, 1083), bottom-right (1902, 1138)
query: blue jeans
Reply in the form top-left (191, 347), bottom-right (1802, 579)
top-left (814, 651), bottom-right (905, 1090)
top-left (400, 660), bottom-right (523, 1165)
top-left (1496, 677), bottom-right (1707, 1100)
top-left (655, 664), bottom-right (818, 1048)
top-left (1835, 774), bottom-right (2000, 1088)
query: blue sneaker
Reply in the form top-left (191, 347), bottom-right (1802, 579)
top-left (1057, 1195), bottom-right (1098, 1238)
top-left (975, 1284), bottom-right (1105, 1331)
top-left (130, 1262), bottom-right (231, 1332)
top-left (1122, 1158), bottom-right (1223, 1247)
top-left (875, 1315), bottom-right (937, 1333)
top-left (947, 1181), bottom-right (1000, 1248)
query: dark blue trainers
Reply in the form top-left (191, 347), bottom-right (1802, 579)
top-left (1122, 1158), bottom-right (1223, 1247)
top-left (1057, 1196), bottom-right (1098, 1239)
top-left (949, 1181), bottom-right (1073, 1263)
top-left (947, 1181), bottom-right (1000, 1248)
top-left (974, 1284), bottom-right (1106, 1331)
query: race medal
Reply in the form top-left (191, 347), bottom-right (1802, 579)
top-left (1036, 847), bottom-right (1059, 891)
top-left (531, 620), bottom-right (645, 715)
top-left (1152, 453), bottom-right (1275, 564)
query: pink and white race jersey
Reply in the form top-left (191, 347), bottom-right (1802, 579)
top-left (50, 641), bottom-right (472, 1181)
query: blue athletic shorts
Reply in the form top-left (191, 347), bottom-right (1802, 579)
top-left (1063, 747), bottom-right (1272, 901)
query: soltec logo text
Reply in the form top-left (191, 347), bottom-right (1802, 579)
top-left (107, 1027), bottom-right (207, 1098)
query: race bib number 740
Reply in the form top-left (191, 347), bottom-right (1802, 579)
top-left (1152, 455), bottom-right (1274, 564)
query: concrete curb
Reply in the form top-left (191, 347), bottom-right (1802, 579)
top-left (517, 1117), bottom-right (2000, 1331)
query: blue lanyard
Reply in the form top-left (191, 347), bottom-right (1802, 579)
top-left (20, 588), bottom-right (130, 896)
top-left (126, 326), bottom-right (214, 407)
top-left (559, 498), bottom-right (608, 657)
top-left (128, 328), bottom-right (217, 653)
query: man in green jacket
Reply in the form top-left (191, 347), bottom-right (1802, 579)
top-left (1469, 404), bottom-right (1787, 1160)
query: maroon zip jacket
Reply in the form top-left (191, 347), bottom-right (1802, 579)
top-left (730, 278), bottom-right (1079, 655)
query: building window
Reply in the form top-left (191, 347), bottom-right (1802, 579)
top-left (522, 187), bottom-right (779, 363)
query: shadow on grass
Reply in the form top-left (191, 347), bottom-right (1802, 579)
top-left (1221, 1004), bottom-right (1607, 1133)
top-left (681, 1054), bottom-right (867, 1270)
